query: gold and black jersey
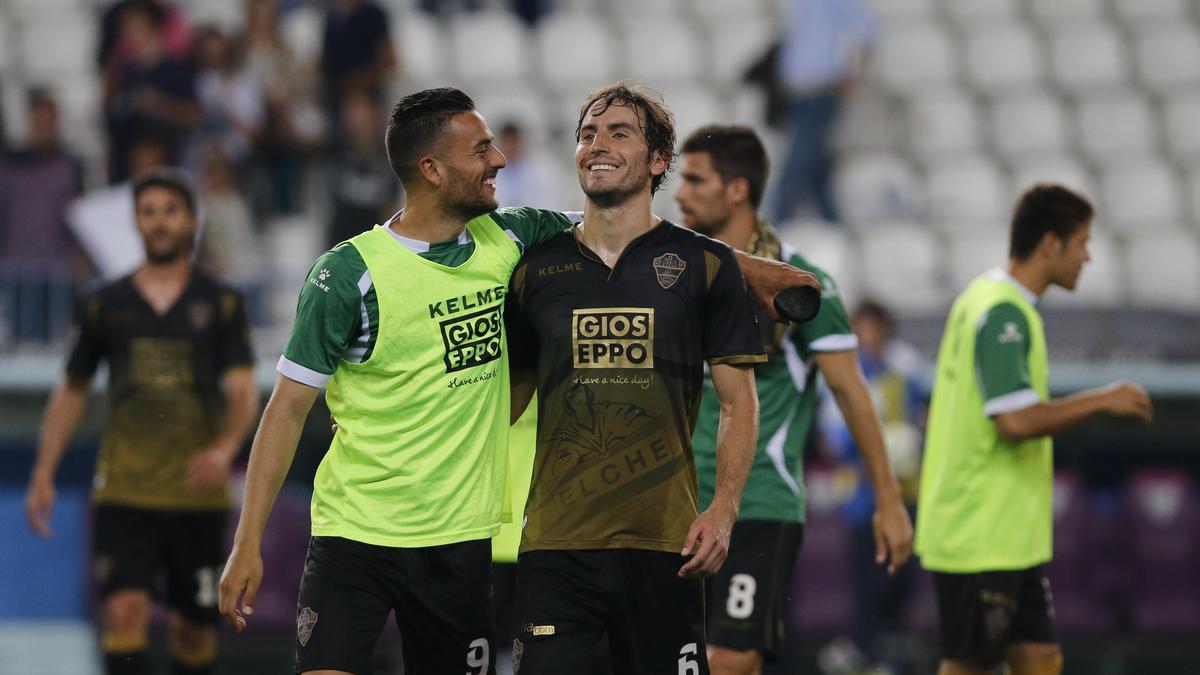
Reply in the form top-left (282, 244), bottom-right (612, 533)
top-left (66, 272), bottom-right (254, 510)
top-left (506, 221), bottom-right (766, 554)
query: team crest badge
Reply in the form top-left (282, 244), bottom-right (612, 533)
top-left (512, 638), bottom-right (524, 672)
top-left (652, 253), bottom-right (687, 289)
top-left (297, 607), bottom-right (318, 647)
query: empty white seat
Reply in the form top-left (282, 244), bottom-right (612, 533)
top-left (19, 15), bottom-right (95, 79)
top-left (905, 91), bottom-right (983, 158)
top-left (962, 20), bottom-right (1044, 92)
top-left (186, 0), bottom-right (243, 33)
top-left (1133, 23), bottom-right (1200, 93)
top-left (1124, 230), bottom-right (1200, 311)
top-left (990, 91), bottom-right (1070, 159)
top-left (608, 0), bottom-right (686, 17)
top-left (941, 0), bottom-right (1019, 25)
top-left (1010, 156), bottom-right (1096, 199)
top-left (704, 18), bottom-right (774, 85)
top-left (282, 5), bottom-right (324, 66)
top-left (833, 153), bottom-right (924, 227)
top-left (776, 220), bottom-right (859, 302)
top-left (946, 230), bottom-right (1010, 293)
top-left (1163, 93), bottom-right (1200, 162)
top-left (925, 155), bottom-right (1009, 226)
top-left (620, 20), bottom-right (705, 84)
top-left (832, 87), bottom-right (900, 153)
top-left (537, 12), bottom-right (622, 90)
top-left (870, 0), bottom-right (938, 21)
top-left (1048, 21), bottom-right (1129, 92)
top-left (1111, 0), bottom-right (1190, 23)
top-left (1025, 0), bottom-right (1104, 26)
top-left (1076, 93), bottom-right (1158, 162)
top-left (1099, 158), bottom-right (1185, 232)
top-left (874, 20), bottom-right (958, 92)
top-left (449, 11), bottom-right (531, 84)
top-left (1041, 227), bottom-right (1122, 308)
top-left (1185, 164), bottom-right (1200, 226)
top-left (393, 11), bottom-right (449, 82)
top-left (469, 85), bottom-right (555, 145)
top-left (655, 85), bottom-right (725, 141)
top-left (858, 223), bottom-right (946, 314)
top-left (691, 0), bottom-right (771, 22)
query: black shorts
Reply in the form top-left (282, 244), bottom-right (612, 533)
top-left (295, 536), bottom-right (495, 675)
top-left (92, 504), bottom-right (227, 624)
top-left (933, 565), bottom-right (1057, 669)
top-left (706, 520), bottom-right (804, 656)
top-left (513, 549), bottom-right (707, 675)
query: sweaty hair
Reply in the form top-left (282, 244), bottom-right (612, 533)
top-left (1009, 184), bottom-right (1094, 261)
top-left (385, 87), bottom-right (476, 185)
top-left (132, 168), bottom-right (197, 215)
top-left (576, 82), bottom-right (677, 195)
top-left (680, 125), bottom-right (769, 209)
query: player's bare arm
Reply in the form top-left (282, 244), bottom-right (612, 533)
top-left (219, 374), bottom-right (320, 632)
top-left (993, 380), bottom-right (1152, 443)
top-left (815, 350), bottom-right (914, 574)
top-left (25, 374), bottom-right (92, 538)
top-left (187, 366), bottom-right (261, 490)
top-left (733, 250), bottom-right (821, 322)
top-left (679, 363), bottom-right (758, 579)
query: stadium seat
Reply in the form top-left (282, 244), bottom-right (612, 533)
top-left (1163, 92), bottom-right (1200, 162)
top-left (187, 0), bottom-right (243, 33)
top-left (1025, 0), bottom-right (1105, 26)
top-left (904, 90), bottom-right (983, 159)
top-left (449, 11), bottom-right (531, 86)
top-left (1099, 158), bottom-right (1185, 233)
top-left (962, 20), bottom-right (1045, 93)
top-left (833, 153), bottom-right (925, 227)
top-left (1009, 155), bottom-right (1096, 199)
top-left (18, 14), bottom-right (95, 79)
top-left (1124, 230), bottom-right (1200, 311)
top-left (989, 90), bottom-right (1070, 160)
top-left (49, 76), bottom-right (104, 160)
top-left (1187, 165), bottom-right (1200, 226)
top-left (653, 84), bottom-right (726, 141)
top-left (619, 19), bottom-right (705, 84)
top-left (281, 4), bottom-right (324, 67)
top-left (1075, 93), bottom-right (1159, 163)
top-left (469, 84), bottom-right (557, 145)
top-left (1047, 472), bottom-right (1119, 634)
top-left (873, 20), bottom-right (959, 93)
top-left (1048, 20), bottom-right (1130, 93)
top-left (536, 12), bottom-right (622, 91)
top-left (1040, 227), bottom-right (1122, 308)
top-left (924, 155), bottom-right (1009, 226)
top-left (858, 223), bottom-right (946, 313)
top-left (943, 229), bottom-right (1008, 293)
top-left (777, 220), bottom-right (859, 302)
top-left (690, 0), bottom-right (771, 22)
top-left (1133, 23), bottom-right (1200, 94)
top-left (607, 0), bottom-right (686, 17)
top-left (1111, 0), bottom-right (1191, 23)
top-left (870, 0), bottom-right (938, 21)
top-left (1121, 470), bottom-right (1200, 633)
top-left (393, 10), bottom-right (449, 83)
top-left (832, 87), bottom-right (900, 154)
top-left (702, 18), bottom-right (774, 86)
top-left (0, 14), bottom-right (11, 75)
top-left (941, 0), bottom-right (1019, 26)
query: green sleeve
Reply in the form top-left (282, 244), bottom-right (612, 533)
top-left (787, 253), bottom-right (857, 353)
top-left (279, 244), bottom-right (369, 386)
top-left (489, 207), bottom-right (574, 249)
top-left (975, 302), bottom-right (1039, 416)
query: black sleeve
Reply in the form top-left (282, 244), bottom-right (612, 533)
top-left (703, 245), bottom-right (768, 366)
top-left (215, 289), bottom-right (255, 372)
top-left (65, 294), bottom-right (105, 378)
top-left (504, 262), bottom-right (539, 373)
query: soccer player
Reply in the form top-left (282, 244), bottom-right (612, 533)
top-left (25, 169), bottom-right (259, 675)
top-left (504, 84), bottom-right (766, 674)
top-left (673, 125), bottom-right (913, 675)
top-left (915, 184), bottom-right (1153, 675)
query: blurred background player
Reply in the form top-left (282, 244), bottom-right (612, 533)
top-left (24, 169), bottom-right (259, 675)
top-left (506, 83), bottom-right (765, 675)
top-left (818, 299), bottom-right (926, 675)
top-left (916, 185), bottom-right (1153, 675)
top-left (675, 124), bottom-right (912, 675)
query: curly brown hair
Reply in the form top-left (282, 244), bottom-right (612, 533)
top-left (575, 82), bottom-right (678, 195)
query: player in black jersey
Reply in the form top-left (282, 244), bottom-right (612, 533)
top-left (25, 169), bottom-right (259, 675)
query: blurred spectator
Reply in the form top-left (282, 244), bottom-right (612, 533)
top-left (494, 121), bottom-right (560, 210)
top-left (198, 149), bottom-right (266, 324)
top-left (244, 0), bottom-right (324, 215)
top-left (194, 26), bottom-right (264, 165)
top-left (323, 89), bottom-right (398, 247)
top-left (0, 90), bottom-right (87, 343)
top-left (103, 0), bottom-right (201, 181)
top-left (320, 0), bottom-right (396, 107)
top-left (98, 0), bottom-right (193, 72)
top-left (818, 299), bottom-right (926, 675)
top-left (766, 0), bottom-right (878, 224)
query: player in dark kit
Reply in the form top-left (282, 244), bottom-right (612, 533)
top-left (505, 83), bottom-right (766, 674)
top-left (25, 170), bottom-right (259, 675)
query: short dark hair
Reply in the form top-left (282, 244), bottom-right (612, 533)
top-left (576, 82), bottom-right (677, 195)
top-left (852, 298), bottom-right (895, 332)
top-left (132, 168), bottom-right (197, 215)
top-left (1009, 184), bottom-right (1094, 261)
top-left (680, 125), bottom-right (769, 208)
top-left (385, 87), bottom-right (476, 185)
